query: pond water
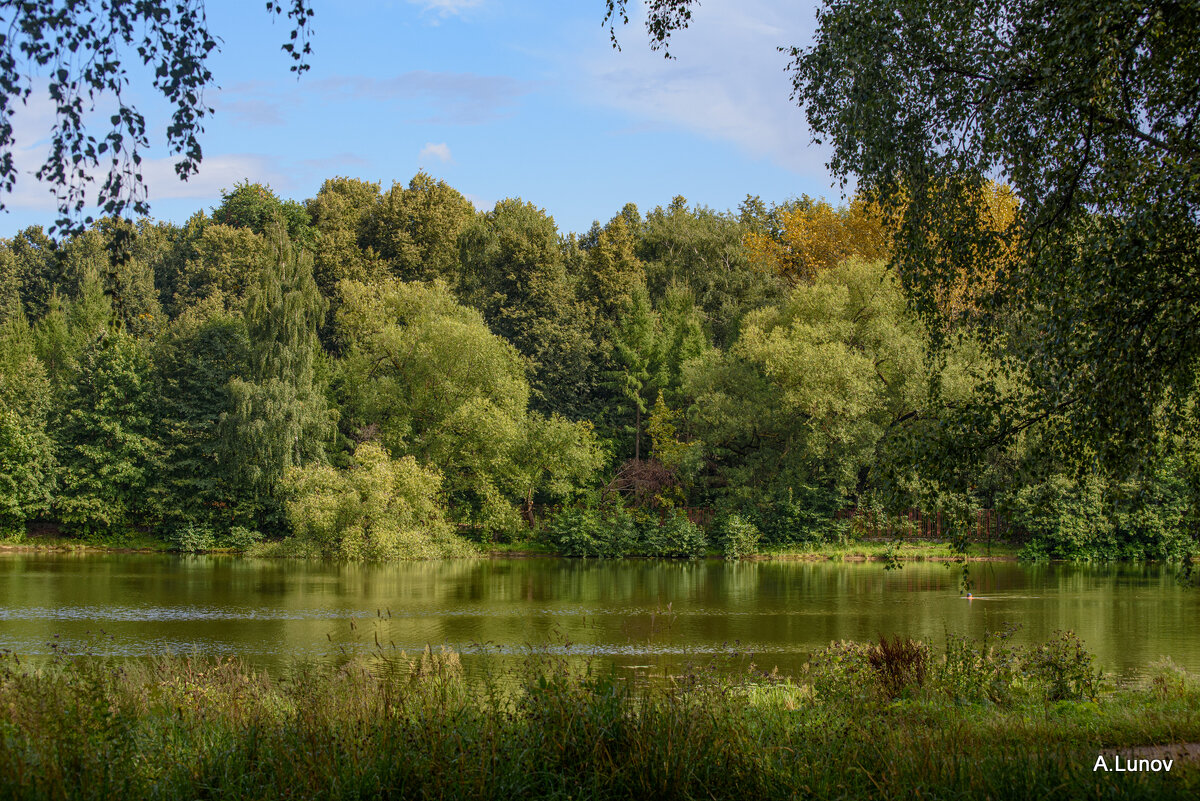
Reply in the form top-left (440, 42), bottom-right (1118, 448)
top-left (0, 553), bottom-right (1195, 680)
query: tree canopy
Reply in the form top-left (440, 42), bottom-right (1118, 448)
top-left (621, 0), bottom-right (1200, 467)
top-left (789, 0), bottom-right (1200, 465)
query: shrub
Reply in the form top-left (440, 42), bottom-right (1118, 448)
top-left (172, 522), bottom-right (216, 553)
top-left (544, 507), bottom-right (605, 557)
top-left (867, 636), bottom-right (928, 699)
top-left (1002, 466), bottom-right (1195, 561)
top-left (222, 525), bottom-right (262, 551)
top-left (1024, 630), bottom-right (1103, 702)
top-left (283, 442), bottom-right (472, 560)
top-left (544, 505), bottom-right (706, 558)
top-left (756, 485), bottom-right (847, 546)
top-left (542, 505), bottom-right (636, 558)
top-left (806, 640), bottom-right (878, 704)
top-left (601, 505), bottom-right (639, 557)
top-left (936, 628), bottom-right (1027, 705)
top-left (713, 513), bottom-right (761, 560)
top-left (643, 511), bottom-right (707, 558)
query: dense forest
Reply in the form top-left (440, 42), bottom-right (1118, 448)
top-left (0, 175), bottom-right (1196, 561)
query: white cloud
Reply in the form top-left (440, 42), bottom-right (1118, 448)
top-left (407, 0), bottom-right (486, 18)
top-left (462, 191), bottom-right (488, 211)
top-left (212, 81), bottom-right (286, 128)
top-left (418, 142), bottom-right (453, 163)
top-left (143, 153), bottom-right (291, 199)
top-left (314, 71), bottom-right (532, 124)
top-left (578, 0), bottom-right (832, 179)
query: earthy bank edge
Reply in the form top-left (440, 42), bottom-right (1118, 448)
top-left (1, 635), bottom-right (1198, 800)
top-left (0, 536), bottom-right (1022, 561)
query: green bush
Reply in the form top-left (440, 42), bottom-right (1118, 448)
top-left (544, 507), bottom-right (606, 558)
top-left (283, 442), bottom-right (473, 560)
top-left (1024, 631), bottom-right (1103, 702)
top-left (222, 525), bottom-right (263, 551)
top-left (1003, 475), bottom-right (1114, 560)
top-left (172, 522), bottom-right (216, 553)
top-left (542, 504), bottom-right (637, 558)
top-left (755, 485), bottom-right (847, 546)
top-left (646, 510), bottom-right (707, 558)
top-left (1003, 466), bottom-right (1195, 561)
top-left (806, 640), bottom-right (877, 704)
top-left (936, 629), bottom-right (1025, 705)
top-left (543, 505), bottom-right (706, 558)
top-left (807, 630), bottom-right (1104, 706)
top-left (713, 513), bottom-right (761, 560)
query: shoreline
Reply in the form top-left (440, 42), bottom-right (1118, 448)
top-left (2, 538), bottom-right (1023, 562)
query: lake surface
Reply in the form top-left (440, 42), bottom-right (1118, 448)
top-left (0, 553), bottom-right (1196, 679)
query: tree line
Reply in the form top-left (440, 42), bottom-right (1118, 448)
top-left (0, 175), bottom-right (1196, 560)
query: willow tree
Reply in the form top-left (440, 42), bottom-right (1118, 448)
top-left (222, 232), bottom-right (331, 533)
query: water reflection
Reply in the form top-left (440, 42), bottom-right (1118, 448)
top-left (0, 554), bottom-right (1194, 678)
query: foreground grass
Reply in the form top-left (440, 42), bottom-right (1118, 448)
top-left (1, 634), bottom-right (1197, 800)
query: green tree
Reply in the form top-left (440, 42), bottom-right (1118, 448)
top-left (516, 414), bottom-right (607, 523)
top-left (458, 198), bottom-right (599, 419)
top-left (54, 328), bottom-right (159, 536)
top-left (362, 172), bottom-right (475, 282)
top-left (56, 222), bottom-right (164, 338)
top-left (607, 283), bottom-right (662, 460)
top-left (578, 213), bottom-right (646, 324)
top-left (655, 283), bottom-right (710, 401)
top-left (639, 197), bottom-right (784, 348)
top-left (305, 177), bottom-right (385, 295)
top-left (0, 310), bottom-right (56, 536)
top-left (282, 441), bottom-right (471, 560)
top-left (0, 227), bottom-right (61, 321)
top-left (335, 278), bottom-right (530, 531)
top-left (213, 181), bottom-right (314, 249)
top-left (167, 220), bottom-right (273, 316)
top-left (154, 301), bottom-right (251, 535)
top-left (335, 279), bottom-right (601, 534)
top-left (32, 271), bottom-right (114, 390)
top-left (684, 259), bottom-right (925, 506)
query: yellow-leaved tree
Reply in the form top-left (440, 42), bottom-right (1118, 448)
top-left (745, 184), bottom-right (1021, 326)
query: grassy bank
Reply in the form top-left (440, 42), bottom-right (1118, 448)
top-left (757, 539), bottom-right (1022, 561)
top-left (1, 635), bottom-right (1197, 800)
top-left (4, 529), bottom-right (1024, 562)
top-left (485, 540), bottom-right (1023, 561)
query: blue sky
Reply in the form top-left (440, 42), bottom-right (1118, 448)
top-left (3, 0), bottom-right (836, 237)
